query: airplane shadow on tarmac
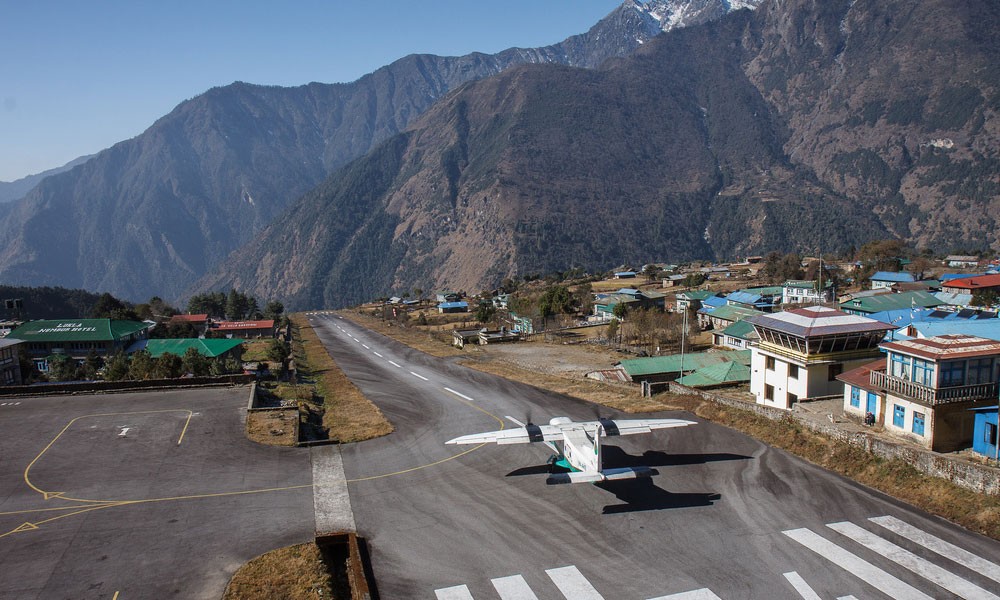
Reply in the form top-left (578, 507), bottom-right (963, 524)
top-left (505, 446), bottom-right (750, 514)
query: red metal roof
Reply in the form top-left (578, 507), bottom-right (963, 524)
top-left (881, 334), bottom-right (1000, 360)
top-left (942, 274), bottom-right (1000, 289)
top-left (836, 359), bottom-right (885, 390)
top-left (213, 320), bottom-right (275, 330)
top-left (168, 314), bottom-right (209, 323)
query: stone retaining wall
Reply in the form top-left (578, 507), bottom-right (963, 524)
top-left (669, 382), bottom-right (1000, 495)
top-left (0, 374), bottom-right (254, 397)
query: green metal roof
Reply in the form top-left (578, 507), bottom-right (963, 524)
top-left (9, 319), bottom-right (148, 342)
top-left (742, 286), bottom-right (784, 296)
top-left (676, 361), bottom-right (751, 387)
top-left (678, 290), bottom-right (716, 301)
top-left (784, 279), bottom-right (833, 289)
top-left (619, 349), bottom-right (751, 377)
top-left (143, 338), bottom-right (244, 358)
top-left (840, 290), bottom-right (943, 314)
top-left (704, 304), bottom-right (762, 322)
top-left (720, 319), bottom-right (757, 340)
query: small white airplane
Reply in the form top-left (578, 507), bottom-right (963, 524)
top-left (446, 415), bottom-right (696, 484)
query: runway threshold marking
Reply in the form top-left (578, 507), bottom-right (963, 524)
top-left (346, 388), bottom-right (505, 484)
top-left (869, 515), bottom-right (1000, 584)
top-left (545, 566), bottom-right (605, 599)
top-left (783, 528), bottom-right (933, 600)
top-left (827, 521), bottom-right (999, 600)
top-left (782, 571), bottom-right (821, 600)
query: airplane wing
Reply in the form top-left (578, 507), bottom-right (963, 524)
top-left (446, 423), bottom-right (563, 445)
top-left (592, 417), bottom-right (697, 436)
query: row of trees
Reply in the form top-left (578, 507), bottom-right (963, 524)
top-left (604, 309), bottom-right (695, 353)
top-left (186, 290), bottom-right (284, 322)
top-left (36, 347), bottom-right (247, 383)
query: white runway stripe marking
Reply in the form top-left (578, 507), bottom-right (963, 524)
top-left (492, 574), bottom-right (540, 600)
top-left (827, 521), bottom-right (999, 600)
top-left (410, 371), bottom-right (429, 381)
top-left (870, 515), bottom-right (1000, 584)
top-left (373, 352), bottom-right (383, 358)
top-left (783, 571), bottom-right (822, 600)
top-left (388, 361), bottom-right (401, 368)
top-left (648, 589), bottom-right (722, 599)
top-left (444, 387), bottom-right (475, 402)
top-left (783, 528), bottom-right (933, 600)
top-left (362, 344), bottom-right (369, 349)
top-left (435, 585), bottom-right (474, 600)
top-left (546, 565), bottom-right (604, 599)
top-left (837, 596), bottom-right (860, 600)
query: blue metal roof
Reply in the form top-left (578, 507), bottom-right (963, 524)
top-left (438, 301), bottom-right (469, 309)
top-left (912, 320), bottom-right (1000, 341)
top-left (872, 271), bottom-right (916, 283)
top-left (940, 273), bottom-right (981, 281)
top-left (703, 296), bottom-right (728, 308)
top-left (726, 291), bottom-right (761, 305)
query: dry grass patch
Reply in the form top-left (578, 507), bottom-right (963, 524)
top-left (668, 394), bottom-right (1000, 541)
top-left (241, 340), bottom-right (273, 362)
top-left (463, 358), bottom-right (680, 414)
top-left (246, 409), bottom-right (298, 446)
top-left (291, 313), bottom-right (394, 443)
top-left (223, 542), bottom-right (346, 600)
top-left (341, 310), bottom-right (464, 358)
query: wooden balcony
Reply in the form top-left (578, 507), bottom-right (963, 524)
top-left (870, 371), bottom-right (999, 406)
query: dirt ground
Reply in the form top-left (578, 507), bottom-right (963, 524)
top-left (473, 338), bottom-right (625, 377)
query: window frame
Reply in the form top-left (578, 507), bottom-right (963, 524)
top-left (893, 404), bottom-right (905, 428)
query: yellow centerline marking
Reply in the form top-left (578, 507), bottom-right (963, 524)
top-left (346, 386), bottom-right (505, 483)
top-left (176, 411), bottom-right (193, 446)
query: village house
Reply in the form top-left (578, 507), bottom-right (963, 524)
top-left (840, 334), bottom-right (1000, 452)
top-left (712, 320), bottom-right (758, 350)
top-left (211, 320), bottom-right (276, 339)
top-left (166, 313), bottom-right (210, 335)
top-left (675, 290), bottom-right (718, 312)
top-left (870, 271), bottom-right (916, 290)
top-left (944, 255), bottom-right (980, 268)
top-left (839, 290), bottom-right (945, 317)
top-left (940, 273), bottom-right (1000, 297)
top-left (749, 307), bottom-right (893, 410)
top-left (970, 406), bottom-right (999, 459)
top-left (0, 338), bottom-right (23, 385)
top-left (8, 319), bottom-right (151, 372)
top-left (781, 280), bottom-right (834, 305)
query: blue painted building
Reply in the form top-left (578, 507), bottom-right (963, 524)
top-left (971, 406), bottom-right (999, 458)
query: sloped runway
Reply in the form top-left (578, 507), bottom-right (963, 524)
top-left (311, 313), bottom-right (1000, 600)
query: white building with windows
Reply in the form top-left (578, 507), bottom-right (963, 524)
top-left (839, 334), bottom-right (1000, 452)
top-left (782, 280), bottom-right (834, 305)
top-left (749, 307), bottom-right (893, 410)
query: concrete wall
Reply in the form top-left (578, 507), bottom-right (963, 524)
top-left (669, 382), bottom-right (1000, 495)
top-left (0, 374), bottom-right (254, 397)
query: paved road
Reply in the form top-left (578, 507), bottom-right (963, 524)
top-left (0, 388), bottom-right (313, 600)
top-left (309, 313), bottom-right (1000, 600)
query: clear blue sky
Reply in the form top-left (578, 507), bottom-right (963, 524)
top-left (0, 0), bottom-right (621, 182)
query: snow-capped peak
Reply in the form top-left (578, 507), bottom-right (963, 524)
top-left (629, 0), bottom-right (763, 33)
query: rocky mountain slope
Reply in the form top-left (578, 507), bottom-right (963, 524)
top-left (0, 155), bottom-right (93, 204)
top-left (0, 0), bottom-right (753, 302)
top-left (195, 0), bottom-right (1000, 309)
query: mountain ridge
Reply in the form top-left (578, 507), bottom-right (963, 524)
top-left (192, 0), bottom-right (1000, 309)
top-left (0, 0), bottom-right (754, 301)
